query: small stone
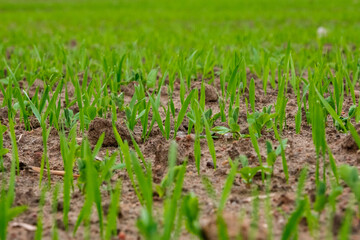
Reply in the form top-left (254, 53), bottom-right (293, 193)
top-left (222, 160), bottom-right (229, 166)
top-left (177, 131), bottom-right (186, 136)
top-left (118, 231), bottom-right (126, 240)
top-left (206, 161), bottom-right (214, 168)
top-left (317, 26), bottom-right (328, 38)
top-left (224, 132), bottom-right (232, 140)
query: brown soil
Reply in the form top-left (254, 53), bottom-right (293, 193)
top-left (2, 72), bottom-right (360, 240)
top-left (201, 212), bottom-right (267, 240)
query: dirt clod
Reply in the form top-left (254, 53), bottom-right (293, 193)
top-left (342, 125), bottom-right (360, 151)
top-left (193, 82), bottom-right (219, 102)
top-left (88, 118), bottom-right (136, 147)
top-left (204, 84), bottom-right (219, 102)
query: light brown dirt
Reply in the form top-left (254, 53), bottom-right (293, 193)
top-left (2, 71), bottom-right (360, 239)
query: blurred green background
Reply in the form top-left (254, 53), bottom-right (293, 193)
top-left (1, 0), bottom-right (359, 79)
top-left (1, 0), bottom-right (360, 50)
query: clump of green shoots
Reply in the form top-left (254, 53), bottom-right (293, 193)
top-left (216, 158), bottom-right (239, 238)
top-left (62, 108), bottom-right (90, 130)
top-left (335, 104), bottom-right (357, 132)
top-left (338, 165), bottom-right (360, 210)
top-left (174, 89), bottom-right (195, 138)
top-left (187, 92), bottom-right (204, 173)
top-left (35, 187), bottom-right (47, 240)
top-left (0, 124), bottom-right (27, 240)
top-left (24, 80), bottom-right (64, 186)
top-left (247, 105), bottom-right (276, 138)
top-left (212, 106), bottom-right (241, 139)
top-left (105, 180), bottom-right (122, 239)
top-left (77, 137), bottom-right (120, 192)
top-left (59, 125), bottom-right (77, 230)
top-left (265, 139), bottom-right (288, 173)
top-left (154, 165), bottom-right (183, 198)
top-left (73, 138), bottom-right (104, 239)
top-left (238, 156), bottom-right (270, 185)
top-left (181, 193), bottom-right (202, 238)
top-left (120, 140), bottom-right (187, 239)
top-left (51, 184), bottom-right (60, 240)
top-left (282, 167), bottom-right (314, 239)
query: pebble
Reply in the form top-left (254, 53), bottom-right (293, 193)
top-left (177, 131), bottom-right (186, 136)
top-left (224, 132), bottom-right (232, 140)
top-left (222, 160), bottom-right (229, 166)
top-left (118, 231), bottom-right (126, 240)
top-left (206, 161), bottom-right (214, 168)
